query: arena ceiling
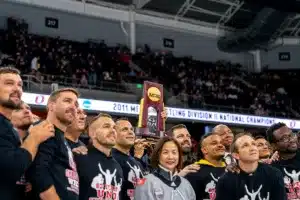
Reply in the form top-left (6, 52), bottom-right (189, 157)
top-left (86, 0), bottom-right (300, 37)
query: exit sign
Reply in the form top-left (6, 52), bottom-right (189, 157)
top-left (278, 52), bottom-right (290, 61)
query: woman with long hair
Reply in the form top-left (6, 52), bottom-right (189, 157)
top-left (134, 136), bottom-right (196, 200)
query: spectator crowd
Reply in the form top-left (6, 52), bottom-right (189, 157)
top-left (0, 16), bottom-right (299, 200)
top-left (0, 17), bottom-right (299, 119)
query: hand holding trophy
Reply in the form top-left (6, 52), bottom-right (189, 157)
top-left (135, 81), bottom-right (166, 151)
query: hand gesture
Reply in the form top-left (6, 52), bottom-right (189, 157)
top-left (161, 108), bottom-right (168, 121)
top-left (178, 164), bottom-right (200, 177)
top-left (28, 120), bottom-right (54, 144)
top-left (72, 146), bottom-right (88, 155)
top-left (260, 151), bottom-right (279, 164)
top-left (225, 162), bottom-right (240, 174)
top-left (134, 139), bottom-right (148, 159)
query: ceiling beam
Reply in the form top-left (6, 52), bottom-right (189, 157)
top-left (175, 0), bottom-right (196, 20)
top-left (207, 0), bottom-right (239, 6)
top-left (217, 0), bottom-right (244, 26)
top-left (133, 0), bottom-right (151, 9)
top-left (189, 6), bottom-right (224, 17)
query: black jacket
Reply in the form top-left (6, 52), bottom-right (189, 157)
top-left (0, 113), bottom-right (32, 200)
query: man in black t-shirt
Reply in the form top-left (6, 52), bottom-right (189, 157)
top-left (267, 122), bottom-right (300, 200)
top-left (28, 88), bottom-right (80, 200)
top-left (186, 133), bottom-right (226, 200)
top-left (65, 108), bottom-right (87, 149)
top-left (112, 118), bottom-right (146, 200)
top-left (216, 133), bottom-right (287, 200)
top-left (0, 67), bottom-right (54, 200)
top-left (75, 113), bottom-right (123, 200)
top-left (11, 101), bottom-right (34, 199)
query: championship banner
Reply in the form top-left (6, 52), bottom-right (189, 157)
top-left (136, 81), bottom-right (165, 138)
top-left (22, 92), bottom-right (300, 130)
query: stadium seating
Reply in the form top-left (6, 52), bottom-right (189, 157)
top-left (0, 17), bottom-right (298, 119)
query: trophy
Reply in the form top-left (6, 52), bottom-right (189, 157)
top-left (136, 81), bottom-right (165, 139)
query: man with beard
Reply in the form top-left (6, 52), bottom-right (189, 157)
top-left (212, 124), bottom-right (234, 165)
top-left (65, 108), bottom-right (87, 149)
top-left (112, 118), bottom-right (146, 200)
top-left (28, 88), bottom-right (80, 200)
top-left (169, 124), bottom-right (200, 176)
top-left (267, 122), bottom-right (300, 200)
top-left (74, 113), bottom-right (123, 200)
top-left (186, 132), bottom-right (226, 200)
top-left (0, 67), bottom-right (54, 200)
top-left (216, 133), bottom-right (286, 200)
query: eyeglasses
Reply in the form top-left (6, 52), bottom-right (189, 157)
top-left (277, 132), bottom-right (297, 143)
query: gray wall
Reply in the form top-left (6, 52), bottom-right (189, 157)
top-left (261, 45), bottom-right (300, 69)
top-left (0, 1), bottom-right (251, 64)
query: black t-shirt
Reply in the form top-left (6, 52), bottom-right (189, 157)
top-left (112, 148), bottom-right (146, 200)
top-left (66, 138), bottom-right (85, 149)
top-left (0, 113), bottom-right (32, 200)
top-left (272, 151), bottom-right (300, 200)
top-left (216, 163), bottom-right (287, 200)
top-left (185, 159), bottom-right (225, 200)
top-left (75, 146), bottom-right (124, 200)
top-left (27, 126), bottom-right (79, 200)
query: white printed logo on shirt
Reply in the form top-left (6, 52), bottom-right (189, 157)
top-left (239, 185), bottom-right (269, 200)
top-left (90, 163), bottom-right (122, 200)
top-left (126, 162), bottom-right (146, 200)
top-left (205, 173), bottom-right (220, 200)
top-left (283, 168), bottom-right (300, 200)
top-left (65, 142), bottom-right (79, 195)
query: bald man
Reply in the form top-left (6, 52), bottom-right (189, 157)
top-left (185, 132), bottom-right (226, 200)
top-left (212, 124), bottom-right (234, 165)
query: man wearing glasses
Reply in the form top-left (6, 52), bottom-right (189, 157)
top-left (267, 122), bottom-right (300, 200)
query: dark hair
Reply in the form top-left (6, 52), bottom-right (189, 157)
top-left (0, 66), bottom-right (20, 75)
top-left (198, 132), bottom-right (215, 159)
top-left (230, 132), bottom-right (253, 153)
top-left (254, 135), bottom-right (266, 140)
top-left (151, 136), bottom-right (183, 171)
top-left (266, 122), bottom-right (286, 143)
top-left (167, 124), bottom-right (187, 137)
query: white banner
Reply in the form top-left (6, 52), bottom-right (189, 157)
top-left (22, 92), bottom-right (300, 129)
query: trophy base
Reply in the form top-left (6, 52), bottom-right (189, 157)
top-left (135, 127), bottom-right (164, 138)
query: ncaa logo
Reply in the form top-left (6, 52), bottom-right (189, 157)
top-left (82, 100), bottom-right (91, 109)
top-left (147, 87), bottom-right (161, 102)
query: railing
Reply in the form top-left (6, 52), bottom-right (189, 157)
top-left (22, 74), bottom-right (43, 91)
top-left (172, 92), bottom-right (297, 119)
top-left (21, 73), bottom-right (297, 119)
top-left (21, 73), bottom-right (133, 94)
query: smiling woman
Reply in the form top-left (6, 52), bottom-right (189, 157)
top-left (134, 136), bottom-right (196, 200)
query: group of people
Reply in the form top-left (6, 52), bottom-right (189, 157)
top-left (1, 17), bottom-right (297, 119)
top-left (0, 66), bottom-right (300, 200)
